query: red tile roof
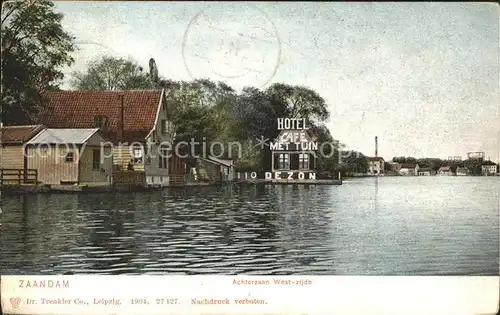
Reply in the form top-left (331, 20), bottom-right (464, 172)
top-left (0, 125), bottom-right (45, 143)
top-left (37, 90), bottom-right (164, 144)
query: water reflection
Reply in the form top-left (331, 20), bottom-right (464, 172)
top-left (0, 178), bottom-right (498, 275)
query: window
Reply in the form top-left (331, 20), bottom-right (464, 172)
top-left (161, 119), bottom-right (168, 134)
top-left (93, 115), bottom-right (107, 129)
top-left (158, 145), bottom-right (168, 169)
top-left (92, 149), bottom-right (101, 170)
top-left (65, 152), bottom-right (74, 163)
top-left (278, 153), bottom-right (290, 170)
top-left (132, 146), bottom-right (143, 164)
top-left (299, 153), bottom-right (309, 169)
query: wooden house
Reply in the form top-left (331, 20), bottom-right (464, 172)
top-left (208, 155), bottom-right (235, 181)
top-left (194, 155), bottom-right (235, 182)
top-left (399, 163), bottom-right (420, 176)
top-left (0, 125), bottom-right (45, 169)
top-left (417, 168), bottom-right (433, 176)
top-left (437, 166), bottom-right (453, 176)
top-left (0, 125), bottom-right (45, 184)
top-left (481, 163), bottom-right (497, 176)
top-left (25, 128), bottom-right (113, 186)
top-left (37, 90), bottom-right (176, 186)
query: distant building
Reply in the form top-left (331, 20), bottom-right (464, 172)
top-left (417, 168), bottom-right (433, 176)
top-left (399, 163), bottom-right (419, 176)
top-left (467, 152), bottom-right (485, 160)
top-left (456, 167), bottom-right (469, 176)
top-left (437, 166), bottom-right (453, 176)
top-left (481, 164), bottom-right (497, 176)
top-left (367, 157), bottom-right (385, 175)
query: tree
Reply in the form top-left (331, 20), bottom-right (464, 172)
top-left (463, 159), bottom-right (483, 175)
top-left (392, 156), bottom-right (406, 164)
top-left (339, 151), bottom-right (368, 175)
top-left (310, 123), bottom-right (340, 178)
top-left (165, 79), bottom-right (238, 145)
top-left (70, 56), bottom-right (153, 91)
top-left (1, 0), bottom-right (75, 125)
top-left (265, 83), bottom-right (329, 123)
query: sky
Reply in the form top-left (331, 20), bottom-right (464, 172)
top-left (54, 2), bottom-right (499, 162)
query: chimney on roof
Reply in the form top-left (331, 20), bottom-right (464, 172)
top-left (375, 136), bottom-right (378, 157)
top-left (118, 93), bottom-right (124, 142)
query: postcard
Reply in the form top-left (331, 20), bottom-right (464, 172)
top-left (0, 1), bottom-right (499, 315)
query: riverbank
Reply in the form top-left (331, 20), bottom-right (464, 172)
top-left (0, 183), bottom-right (214, 195)
top-left (0, 178), bottom-right (343, 195)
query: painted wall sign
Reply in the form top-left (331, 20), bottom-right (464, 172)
top-left (270, 118), bottom-right (318, 151)
top-left (237, 172), bottom-right (316, 180)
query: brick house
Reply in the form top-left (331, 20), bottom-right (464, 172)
top-left (37, 90), bottom-right (177, 186)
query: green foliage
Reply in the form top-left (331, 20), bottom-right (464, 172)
top-left (164, 79), bottom-right (238, 144)
top-left (339, 150), bottom-right (369, 175)
top-left (70, 56), bottom-right (152, 91)
top-left (1, 0), bottom-right (75, 124)
top-left (265, 83), bottom-right (329, 122)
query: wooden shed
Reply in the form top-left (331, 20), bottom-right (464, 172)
top-left (0, 125), bottom-right (45, 168)
top-left (25, 128), bottom-right (113, 186)
top-left (0, 125), bottom-right (45, 184)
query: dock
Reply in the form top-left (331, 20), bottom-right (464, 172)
top-left (269, 179), bottom-right (342, 185)
top-left (235, 179), bottom-right (342, 185)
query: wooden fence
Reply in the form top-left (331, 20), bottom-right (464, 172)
top-left (0, 169), bottom-right (38, 185)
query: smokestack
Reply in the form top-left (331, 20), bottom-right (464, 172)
top-left (375, 136), bottom-right (378, 157)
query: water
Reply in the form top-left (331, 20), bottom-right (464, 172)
top-left (0, 177), bottom-right (498, 275)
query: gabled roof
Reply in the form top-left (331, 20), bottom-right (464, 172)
top-left (438, 166), bottom-right (451, 171)
top-left (27, 128), bottom-right (101, 145)
top-left (0, 125), bottom-right (45, 144)
top-left (208, 155), bottom-right (233, 167)
top-left (368, 156), bottom-right (384, 161)
top-left (481, 160), bottom-right (497, 166)
top-left (401, 163), bottom-right (418, 169)
top-left (37, 90), bottom-right (166, 144)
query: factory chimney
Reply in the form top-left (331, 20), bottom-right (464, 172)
top-left (375, 136), bottom-right (378, 157)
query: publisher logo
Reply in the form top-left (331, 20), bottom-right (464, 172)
top-left (10, 297), bottom-right (21, 309)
